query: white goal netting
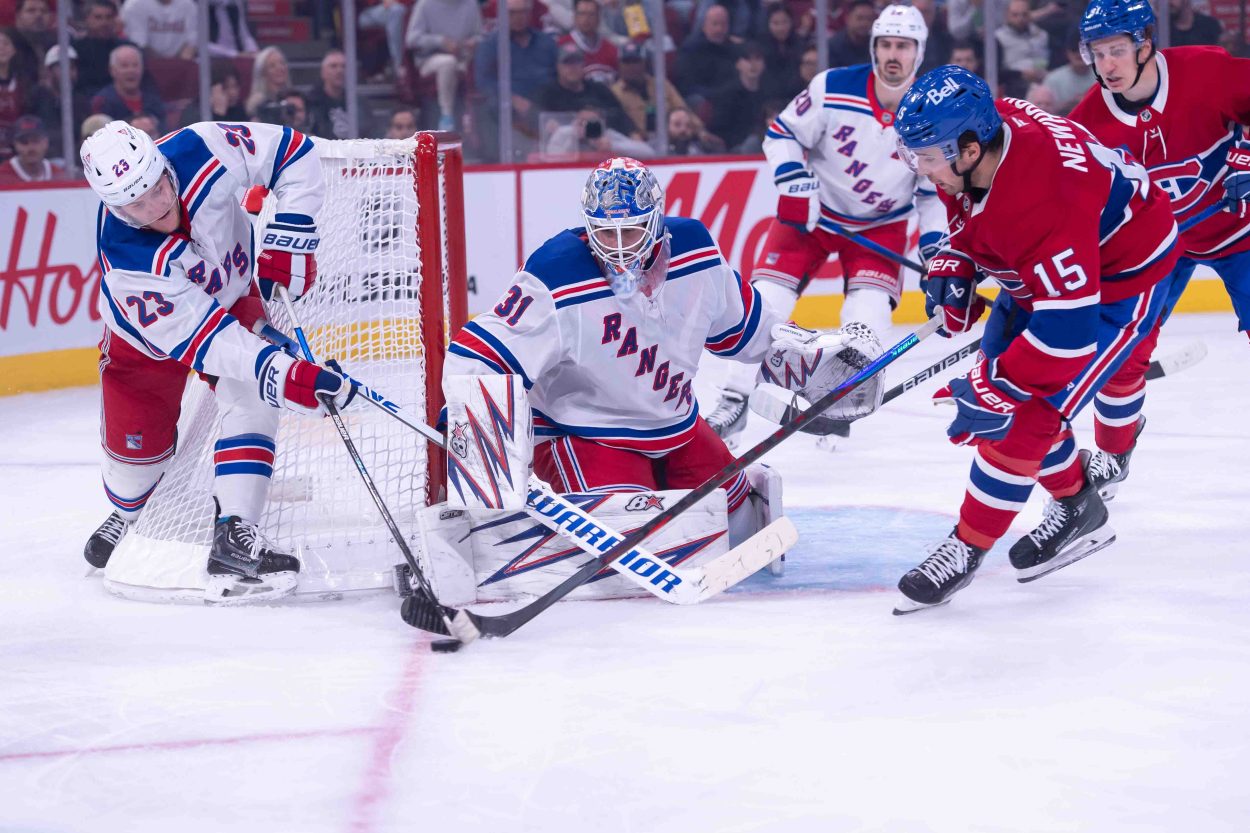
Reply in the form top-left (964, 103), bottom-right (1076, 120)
top-left (106, 135), bottom-right (465, 600)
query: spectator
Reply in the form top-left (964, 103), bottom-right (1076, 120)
top-left (0, 26), bottom-right (35, 161)
top-left (946, 0), bottom-right (983, 43)
top-left (73, 1), bottom-right (126, 96)
top-left (708, 41), bottom-right (768, 153)
top-left (558, 0), bottom-right (618, 85)
top-left (275, 88), bottom-right (311, 132)
top-left (0, 115), bottom-right (63, 181)
top-left (611, 43), bottom-right (705, 140)
top-left (121, 0), bottom-right (198, 60)
top-left (128, 111), bottom-right (161, 139)
top-left (949, 38), bottom-right (981, 74)
top-left (536, 45), bottom-right (633, 136)
top-left (543, 104), bottom-right (654, 158)
top-left (828, 0), bottom-right (875, 68)
top-left (307, 49), bottom-right (350, 139)
top-left (1170, 0), bottom-right (1223, 47)
top-left (474, 0), bottom-right (558, 161)
top-left (693, 0), bottom-right (756, 40)
top-left (208, 62), bottom-right (247, 121)
top-left (1025, 81), bottom-right (1058, 112)
top-left (912, 0), bottom-right (953, 74)
top-left (1042, 35), bottom-right (1094, 115)
top-left (667, 105), bottom-right (724, 155)
top-left (406, 0), bottom-right (482, 131)
top-left (675, 3), bottom-right (738, 103)
top-left (996, 0), bottom-right (1050, 84)
top-left (759, 3), bottom-right (803, 100)
top-left (91, 43), bottom-right (166, 129)
top-left (387, 106), bottom-right (419, 138)
top-left (12, 0), bottom-right (51, 74)
top-left (79, 112), bottom-right (110, 156)
top-left (207, 0), bottom-right (258, 58)
top-left (359, 0), bottom-right (410, 80)
top-left (797, 44), bottom-right (819, 86)
top-left (36, 45), bottom-right (90, 157)
top-left (246, 46), bottom-right (290, 119)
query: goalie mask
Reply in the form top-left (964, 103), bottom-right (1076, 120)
top-left (81, 120), bottom-right (180, 229)
top-left (582, 157), bottom-right (667, 300)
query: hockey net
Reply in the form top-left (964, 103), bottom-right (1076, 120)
top-left (106, 133), bottom-right (468, 600)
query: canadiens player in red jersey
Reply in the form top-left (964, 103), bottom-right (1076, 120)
top-left (1067, 0), bottom-right (1250, 500)
top-left (891, 66), bottom-right (1179, 613)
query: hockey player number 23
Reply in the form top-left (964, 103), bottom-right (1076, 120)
top-left (494, 285), bottom-right (534, 326)
top-left (1033, 248), bottom-right (1088, 298)
top-left (125, 291), bottom-right (174, 327)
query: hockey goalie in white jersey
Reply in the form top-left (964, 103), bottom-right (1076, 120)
top-left (708, 4), bottom-right (946, 447)
top-left (440, 157), bottom-right (885, 571)
top-left (80, 120), bottom-right (357, 602)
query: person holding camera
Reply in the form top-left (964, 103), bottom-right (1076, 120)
top-left (543, 105), bottom-right (653, 159)
top-left (536, 45), bottom-right (634, 138)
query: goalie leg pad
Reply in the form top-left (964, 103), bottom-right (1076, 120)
top-left (444, 374), bottom-right (534, 510)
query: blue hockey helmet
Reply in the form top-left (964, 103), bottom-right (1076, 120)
top-left (1079, 0), bottom-right (1156, 63)
top-left (582, 157), bottom-right (667, 299)
top-left (894, 65), bottom-right (1001, 173)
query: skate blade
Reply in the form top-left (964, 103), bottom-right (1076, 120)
top-left (892, 594), bottom-right (952, 616)
top-left (204, 571), bottom-right (299, 606)
top-left (1015, 529), bottom-right (1116, 583)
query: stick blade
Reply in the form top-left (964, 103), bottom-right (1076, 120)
top-left (693, 516), bottom-right (800, 602)
top-left (1146, 340), bottom-right (1207, 381)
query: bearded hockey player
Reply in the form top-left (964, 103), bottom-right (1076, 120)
top-left (892, 66), bottom-right (1179, 613)
top-left (441, 157), bottom-right (883, 545)
top-left (80, 121), bottom-right (357, 602)
top-left (1068, 0), bottom-right (1250, 500)
top-left (707, 4), bottom-right (946, 448)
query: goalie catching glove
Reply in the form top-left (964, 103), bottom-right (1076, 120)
top-left (758, 321), bottom-right (885, 431)
top-left (257, 349), bottom-right (359, 416)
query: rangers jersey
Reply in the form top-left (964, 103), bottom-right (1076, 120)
top-left (934, 99), bottom-right (1177, 398)
top-left (764, 63), bottom-right (945, 238)
top-left (445, 217), bottom-right (778, 456)
top-left (1069, 47), bottom-right (1250, 259)
top-left (94, 122), bottom-right (322, 380)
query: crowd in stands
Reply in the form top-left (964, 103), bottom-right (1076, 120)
top-left (0, 0), bottom-right (1242, 177)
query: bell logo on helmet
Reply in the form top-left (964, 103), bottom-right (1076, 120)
top-left (926, 76), bottom-right (962, 106)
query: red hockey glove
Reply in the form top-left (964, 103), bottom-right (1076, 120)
top-left (257, 213), bottom-right (319, 301)
top-left (775, 169), bottom-right (820, 232)
top-left (257, 349), bottom-right (358, 416)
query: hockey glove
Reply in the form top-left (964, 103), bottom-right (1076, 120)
top-left (257, 213), bottom-right (319, 301)
top-left (924, 252), bottom-right (986, 337)
top-left (933, 358), bottom-right (1030, 446)
top-left (775, 168), bottom-right (820, 232)
top-left (257, 349), bottom-right (359, 416)
top-left (760, 322), bottom-right (885, 421)
top-left (1221, 143), bottom-right (1250, 220)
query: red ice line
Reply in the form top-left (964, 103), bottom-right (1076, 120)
top-left (346, 642), bottom-right (430, 833)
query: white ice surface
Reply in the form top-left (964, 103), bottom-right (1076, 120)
top-left (1, 314), bottom-right (1248, 833)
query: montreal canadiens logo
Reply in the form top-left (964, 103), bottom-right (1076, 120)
top-left (1151, 158), bottom-right (1210, 213)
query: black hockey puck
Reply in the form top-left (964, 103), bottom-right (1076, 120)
top-left (431, 639), bottom-right (462, 653)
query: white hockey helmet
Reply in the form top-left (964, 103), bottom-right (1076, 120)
top-left (80, 120), bottom-right (179, 228)
top-left (871, 4), bottom-right (928, 91)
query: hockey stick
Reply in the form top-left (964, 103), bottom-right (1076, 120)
top-left (403, 316), bottom-right (945, 646)
top-left (1145, 339), bottom-right (1207, 380)
top-left (825, 222), bottom-right (926, 274)
top-left (272, 288), bottom-right (470, 644)
top-left (1178, 203), bottom-right (1223, 234)
top-left (328, 370), bottom-right (799, 607)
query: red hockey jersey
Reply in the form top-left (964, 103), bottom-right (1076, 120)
top-left (1069, 47), bottom-right (1250, 260)
top-left (934, 98), bottom-right (1177, 397)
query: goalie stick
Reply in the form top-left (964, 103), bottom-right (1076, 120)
top-left (747, 335), bottom-right (1208, 432)
top-left (330, 371), bottom-right (799, 607)
top-left (403, 316), bottom-right (946, 647)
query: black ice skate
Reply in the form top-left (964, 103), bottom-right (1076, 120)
top-left (1009, 455), bottom-right (1115, 582)
top-left (707, 389), bottom-right (749, 448)
top-left (84, 511), bottom-right (129, 569)
top-left (206, 515), bottom-right (301, 604)
top-left (1086, 416), bottom-right (1146, 502)
top-left (894, 531), bottom-right (987, 615)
